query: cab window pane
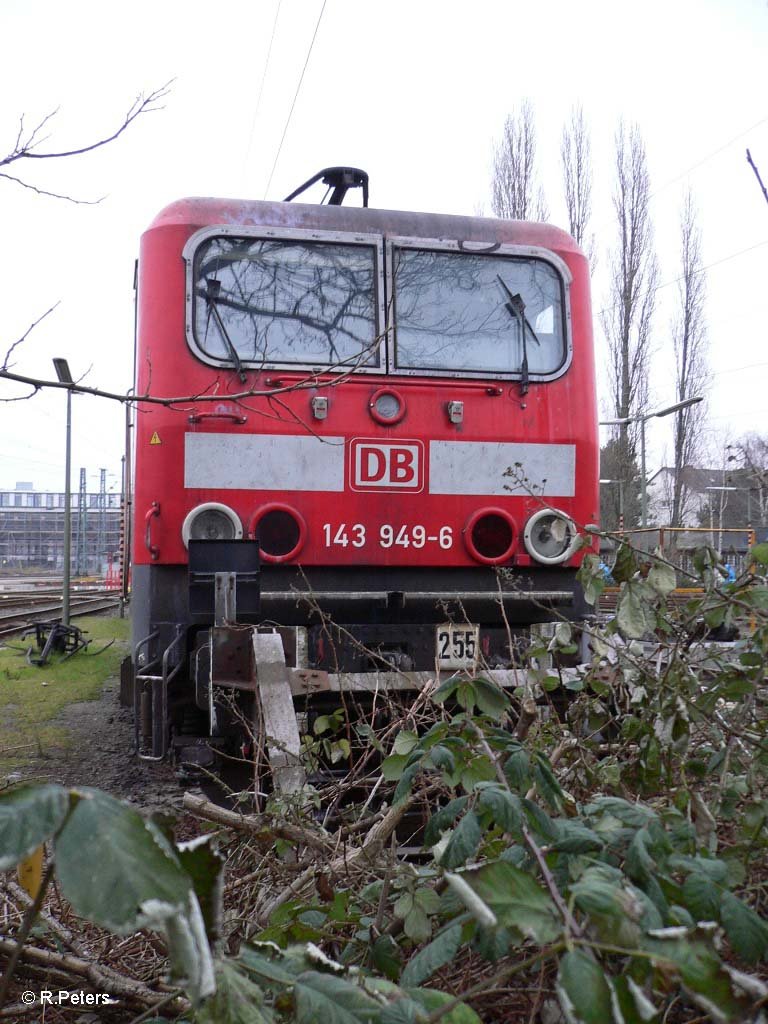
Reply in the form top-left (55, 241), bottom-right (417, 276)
top-left (192, 237), bottom-right (379, 369)
top-left (393, 249), bottom-right (565, 375)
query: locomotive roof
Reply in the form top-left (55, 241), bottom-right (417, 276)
top-left (146, 197), bottom-right (584, 258)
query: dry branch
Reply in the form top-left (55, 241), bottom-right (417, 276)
top-left (255, 794), bottom-right (415, 925)
top-left (0, 937), bottom-right (183, 1009)
top-left (1, 83), bottom-right (172, 205)
top-left (182, 791), bottom-right (332, 853)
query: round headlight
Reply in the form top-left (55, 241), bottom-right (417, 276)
top-left (523, 509), bottom-right (579, 565)
top-left (369, 387), bottom-right (405, 425)
top-left (182, 503), bottom-right (243, 547)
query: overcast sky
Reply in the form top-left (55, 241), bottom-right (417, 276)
top-left (1, 0), bottom-right (766, 495)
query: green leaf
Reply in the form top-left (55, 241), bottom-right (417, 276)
top-left (428, 745), bottom-right (455, 773)
top-left (477, 784), bottom-right (522, 833)
top-left (459, 755), bottom-right (496, 792)
top-left (462, 861), bottom-right (560, 943)
top-left (586, 797), bottom-right (656, 828)
top-left (196, 961), bottom-right (275, 1024)
top-left (405, 988), bottom-right (482, 1024)
top-left (0, 784), bottom-right (69, 871)
top-left (404, 904), bottom-right (431, 943)
top-left (570, 868), bottom-right (651, 946)
top-left (455, 680), bottom-right (477, 711)
top-left (625, 828), bottom-right (655, 884)
top-left (521, 798), bottom-right (558, 841)
top-left (382, 754), bottom-right (409, 781)
top-left (414, 888), bottom-right (441, 915)
top-left (381, 999), bottom-right (423, 1024)
top-left (532, 755), bottom-right (563, 812)
top-left (642, 930), bottom-right (761, 1020)
top-left (551, 821), bottom-right (603, 855)
top-left (176, 835), bottom-right (225, 943)
top-left (648, 557), bottom-right (677, 598)
top-left (578, 552), bottom-right (607, 605)
top-left (240, 946), bottom-right (301, 986)
top-left (473, 677), bottom-right (510, 716)
top-left (607, 975), bottom-right (657, 1024)
top-left (612, 541), bottom-right (638, 583)
top-left (55, 789), bottom-right (191, 933)
top-left (424, 797), bottom-right (469, 846)
top-left (556, 950), bottom-right (614, 1024)
top-left (720, 891), bottom-right (768, 964)
top-left (393, 730), bottom-right (419, 756)
top-left (370, 934), bottom-right (402, 982)
top-left (293, 971), bottom-right (382, 1023)
top-left (503, 748), bottom-right (531, 790)
top-left (400, 923), bottom-right (463, 987)
top-left (440, 811), bottom-right (482, 870)
top-left (681, 872), bottom-right (721, 924)
top-left (394, 892), bottom-right (414, 920)
top-left (432, 677), bottom-right (460, 703)
top-left (749, 542), bottom-right (768, 567)
top-left (393, 763), bottom-right (421, 805)
top-left (616, 583), bottom-right (656, 639)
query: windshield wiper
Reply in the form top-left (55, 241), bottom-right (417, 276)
top-left (204, 278), bottom-right (247, 383)
top-left (496, 275), bottom-right (541, 396)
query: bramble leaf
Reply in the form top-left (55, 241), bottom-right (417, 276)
top-left (440, 811), bottom-right (482, 869)
top-left (461, 861), bottom-right (560, 943)
top-left (0, 784), bottom-right (69, 871)
top-left (400, 923), bottom-right (463, 987)
top-left (556, 950), bottom-right (614, 1024)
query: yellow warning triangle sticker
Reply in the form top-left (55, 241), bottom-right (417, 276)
top-left (150, 431), bottom-right (162, 445)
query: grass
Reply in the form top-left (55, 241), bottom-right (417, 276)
top-left (0, 615), bottom-right (130, 771)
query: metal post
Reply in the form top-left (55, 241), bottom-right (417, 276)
top-left (640, 417), bottom-right (648, 528)
top-left (121, 397), bottom-right (133, 610)
top-left (76, 468), bottom-right (87, 576)
top-left (618, 479), bottom-right (625, 534)
top-left (62, 389), bottom-right (72, 626)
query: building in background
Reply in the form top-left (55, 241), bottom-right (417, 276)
top-left (647, 466), bottom-right (768, 536)
top-left (0, 477), bottom-right (122, 574)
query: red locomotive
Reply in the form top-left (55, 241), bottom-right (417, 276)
top-left (131, 168), bottom-right (598, 767)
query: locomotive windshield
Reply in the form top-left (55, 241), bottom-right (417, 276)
top-left (190, 235), bottom-right (380, 370)
top-left (392, 248), bottom-right (566, 376)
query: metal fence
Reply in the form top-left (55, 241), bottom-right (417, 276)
top-left (617, 526), bottom-right (755, 583)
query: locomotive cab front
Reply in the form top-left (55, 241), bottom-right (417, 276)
top-left (130, 179), bottom-right (598, 769)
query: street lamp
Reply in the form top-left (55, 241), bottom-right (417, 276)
top-left (600, 396), bottom-right (703, 528)
top-left (53, 358), bottom-right (73, 626)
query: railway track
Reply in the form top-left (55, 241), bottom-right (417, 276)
top-left (0, 594), bottom-right (123, 640)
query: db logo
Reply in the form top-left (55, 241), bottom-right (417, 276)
top-left (349, 438), bottom-right (424, 492)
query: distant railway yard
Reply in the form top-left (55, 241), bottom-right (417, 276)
top-left (0, 575), bottom-right (123, 639)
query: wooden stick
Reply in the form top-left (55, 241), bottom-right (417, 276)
top-left (0, 938), bottom-right (185, 1008)
top-left (182, 791), bottom-right (332, 852)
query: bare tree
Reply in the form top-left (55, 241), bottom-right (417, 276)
top-left (724, 432), bottom-right (768, 527)
top-left (491, 100), bottom-right (549, 222)
top-left (0, 83), bottom-right (171, 204)
top-left (670, 189), bottom-right (709, 526)
top-left (560, 105), bottom-right (595, 266)
top-left (602, 121), bottom-right (658, 511)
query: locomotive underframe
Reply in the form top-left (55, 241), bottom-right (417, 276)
top-left (131, 559), bottom-right (587, 771)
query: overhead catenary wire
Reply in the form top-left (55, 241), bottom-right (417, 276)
top-left (650, 114), bottom-right (768, 200)
top-left (262, 0), bottom-right (327, 201)
top-left (586, 111), bottom-right (768, 243)
top-left (594, 236), bottom-right (768, 320)
top-left (242, 0), bottom-right (282, 193)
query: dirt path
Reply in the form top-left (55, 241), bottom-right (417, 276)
top-left (12, 673), bottom-right (186, 812)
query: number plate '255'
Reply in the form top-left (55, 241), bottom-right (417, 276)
top-left (436, 625), bottom-right (479, 669)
